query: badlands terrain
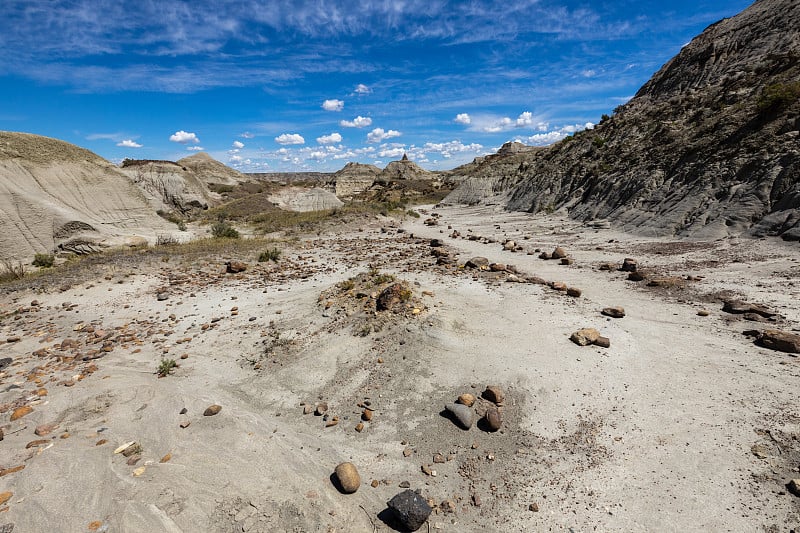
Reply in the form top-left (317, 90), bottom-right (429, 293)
top-left (0, 202), bottom-right (798, 532)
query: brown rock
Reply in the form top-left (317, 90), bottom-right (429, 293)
top-left (529, 502), bottom-right (540, 512)
top-left (457, 393), bottom-right (476, 407)
top-left (315, 402), bottom-right (328, 416)
top-left (560, 257), bottom-right (574, 265)
top-left (35, 423), bottom-right (58, 436)
top-left (489, 263), bottom-right (507, 272)
top-left (566, 287), bottom-right (582, 297)
top-left (180, 421), bottom-right (191, 429)
top-left (594, 336), bottom-right (611, 348)
top-left (160, 453), bottom-right (172, 463)
top-left (376, 283), bottom-right (412, 312)
top-left (355, 422), bottom-right (364, 432)
top-left (485, 408), bottom-right (502, 431)
top-left (788, 479), bottom-right (800, 497)
top-left (0, 465), bottom-right (24, 477)
top-left (371, 479), bottom-right (380, 488)
top-left (334, 462), bottom-right (361, 493)
top-left (550, 281), bottom-right (567, 291)
top-left (552, 247), bottom-right (567, 259)
top-left (538, 252), bottom-right (552, 260)
top-left (758, 330), bottom-right (800, 354)
top-left (465, 257), bottom-right (489, 269)
top-left (570, 328), bottom-right (601, 346)
top-left (95, 439), bottom-right (107, 446)
top-left (697, 309), bottom-right (710, 317)
top-left (0, 491), bottom-right (12, 505)
top-left (203, 404), bottom-right (222, 416)
top-left (361, 409), bottom-right (373, 421)
top-left (621, 258), bottom-right (637, 272)
top-left (126, 455), bottom-right (141, 465)
top-left (627, 271), bottom-right (645, 282)
top-left (26, 439), bottom-right (50, 448)
top-left (225, 261), bottom-right (247, 273)
top-left (10, 405), bottom-right (33, 421)
top-left (482, 386), bottom-right (504, 405)
top-left (602, 306), bottom-right (626, 318)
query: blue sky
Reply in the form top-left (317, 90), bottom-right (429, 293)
top-left (0, 0), bottom-right (752, 172)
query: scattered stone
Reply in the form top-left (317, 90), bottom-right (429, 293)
top-left (355, 422), bottom-right (364, 432)
top-left (560, 257), bottom-right (574, 265)
top-left (440, 500), bottom-right (456, 514)
top-left (485, 407), bottom-right (502, 431)
top-left (647, 276), bottom-right (684, 288)
top-left (722, 300), bottom-right (776, 318)
top-left (399, 481), bottom-right (411, 488)
top-left (602, 307), bottom-right (625, 318)
top-left (788, 479), bottom-right (800, 497)
top-left (203, 405), bottom-right (222, 416)
top-left (376, 283), bottom-right (412, 312)
top-left (10, 406), bottom-right (32, 421)
top-left (550, 281), bottom-right (567, 291)
top-left (621, 258), bottom-right (638, 272)
top-left (758, 330), bottom-right (800, 354)
top-left (25, 439), bottom-right (49, 449)
top-left (180, 421), bottom-right (191, 429)
top-left (361, 409), bottom-right (373, 421)
top-left (627, 272), bottom-right (645, 282)
top-left (403, 448), bottom-right (413, 457)
top-left (538, 252), bottom-right (552, 260)
top-left (34, 423), bottom-right (57, 437)
top-left (371, 479), bottom-right (380, 488)
top-left (751, 444), bottom-right (769, 459)
top-left (566, 287), bottom-right (581, 297)
top-left (334, 462), bottom-right (360, 494)
top-left (387, 489), bottom-right (433, 532)
top-left (529, 502), bottom-right (540, 512)
top-left (697, 309), bottom-right (710, 317)
top-left (489, 263), bottom-right (506, 272)
top-left (0, 492), bottom-right (11, 506)
top-left (465, 257), bottom-right (489, 269)
top-left (482, 385), bottom-right (504, 405)
top-left (552, 247), bottom-right (567, 259)
top-left (225, 261), bottom-right (247, 274)
top-left (5, 337), bottom-right (20, 343)
top-left (156, 292), bottom-right (169, 301)
top-left (457, 393), bottom-right (476, 407)
top-left (315, 402), bottom-right (328, 416)
top-left (433, 454), bottom-right (446, 464)
top-left (0, 465), bottom-right (24, 477)
top-left (160, 453), bottom-right (172, 463)
top-left (429, 239), bottom-right (444, 247)
top-left (503, 240), bottom-right (517, 251)
top-left (594, 336), bottom-right (611, 348)
top-left (445, 403), bottom-right (474, 429)
top-left (570, 328), bottom-right (601, 346)
top-left (325, 416), bottom-right (340, 427)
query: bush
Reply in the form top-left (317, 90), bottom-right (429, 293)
top-left (177, 220), bottom-right (187, 231)
top-left (406, 209), bottom-right (421, 218)
top-left (156, 234), bottom-right (179, 246)
top-left (0, 260), bottom-right (25, 282)
top-left (758, 82), bottom-right (800, 111)
top-left (258, 248), bottom-right (281, 262)
top-left (211, 220), bottom-right (240, 239)
top-left (32, 253), bottom-right (55, 268)
top-left (592, 136), bottom-right (606, 148)
top-left (157, 359), bottom-right (177, 377)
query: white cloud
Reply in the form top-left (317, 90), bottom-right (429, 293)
top-left (232, 140), bottom-right (244, 149)
top-left (230, 154), bottom-right (243, 163)
top-left (379, 147), bottom-right (406, 158)
top-left (454, 113), bottom-right (471, 125)
top-left (187, 145), bottom-right (204, 151)
top-left (169, 130), bottom-right (200, 144)
top-left (354, 84), bottom-right (371, 94)
top-left (340, 116), bottom-right (372, 128)
top-left (117, 139), bottom-right (142, 148)
top-left (275, 133), bottom-right (305, 145)
top-left (476, 112), bottom-right (548, 133)
top-left (322, 99), bottom-right (344, 111)
top-left (520, 122), bottom-right (595, 146)
top-left (240, 132), bottom-right (255, 139)
top-left (317, 132), bottom-right (342, 144)
top-left (367, 128), bottom-right (401, 143)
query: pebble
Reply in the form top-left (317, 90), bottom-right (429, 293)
top-left (34, 423), bottom-right (57, 437)
top-left (315, 402), bottom-right (328, 416)
top-left (334, 462), bottom-right (360, 493)
top-left (387, 489), bottom-right (432, 532)
top-left (788, 479), bottom-right (800, 497)
top-left (355, 423), bottom-right (364, 432)
top-left (203, 405), bottom-right (222, 416)
top-left (485, 407), bottom-right (502, 431)
top-left (570, 328), bottom-right (600, 346)
top-left (445, 403), bottom-right (474, 429)
top-left (552, 247), bottom-right (567, 259)
top-left (10, 406), bottom-right (32, 421)
top-left (601, 307), bottom-right (625, 318)
top-left (0, 492), bottom-right (12, 506)
top-left (566, 287), bottom-right (581, 297)
top-left (482, 385), bottom-right (504, 405)
top-left (457, 393), bottom-right (476, 407)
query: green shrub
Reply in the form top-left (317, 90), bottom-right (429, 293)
top-left (211, 220), bottom-right (240, 239)
top-left (592, 136), bottom-right (606, 148)
top-left (32, 253), bottom-right (55, 268)
top-left (157, 358), bottom-right (177, 377)
top-left (758, 82), bottom-right (800, 111)
top-left (406, 209), bottom-right (421, 218)
top-left (0, 260), bottom-right (25, 282)
top-left (258, 247), bottom-right (281, 262)
top-left (177, 220), bottom-right (187, 231)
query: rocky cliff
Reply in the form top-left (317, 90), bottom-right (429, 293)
top-left (119, 159), bottom-right (215, 215)
top-left (448, 0), bottom-right (800, 239)
top-left (178, 152), bottom-right (248, 187)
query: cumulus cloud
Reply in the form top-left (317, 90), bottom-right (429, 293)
top-left (117, 139), bottom-right (142, 148)
top-left (317, 132), bottom-right (342, 144)
top-left (519, 122), bottom-right (595, 146)
top-left (379, 147), bottom-right (406, 158)
top-left (454, 113), bottom-right (471, 125)
top-left (169, 130), bottom-right (200, 144)
top-left (340, 116), bottom-right (372, 128)
top-left (186, 145), bottom-right (204, 151)
top-left (476, 112), bottom-right (548, 133)
top-left (275, 133), bottom-right (305, 145)
top-left (367, 128), bottom-right (401, 143)
top-left (354, 84), bottom-right (371, 94)
top-left (232, 140), bottom-right (244, 149)
top-left (322, 99), bottom-right (344, 111)
top-left (240, 132), bottom-right (255, 139)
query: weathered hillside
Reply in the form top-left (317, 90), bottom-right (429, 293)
top-left (0, 132), bottom-right (168, 260)
top-left (450, 0), bottom-right (800, 239)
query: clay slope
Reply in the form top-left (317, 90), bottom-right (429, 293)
top-left (0, 131), bottom-right (168, 261)
top-left (451, 0), bottom-right (800, 239)
top-left (178, 152), bottom-right (247, 186)
top-left (119, 159), bottom-right (214, 215)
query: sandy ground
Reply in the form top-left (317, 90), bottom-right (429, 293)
top-left (0, 204), bottom-right (798, 532)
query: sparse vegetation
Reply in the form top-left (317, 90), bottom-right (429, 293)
top-left (258, 247), bottom-right (281, 262)
top-left (32, 253), bottom-right (55, 268)
top-left (211, 220), bottom-right (240, 239)
top-left (157, 358), bottom-right (177, 377)
top-left (156, 234), bottom-right (179, 246)
top-left (156, 209), bottom-right (184, 225)
top-left (0, 260), bottom-right (26, 282)
top-left (406, 209), bottom-right (421, 218)
top-left (592, 136), bottom-right (606, 148)
top-left (177, 220), bottom-right (187, 231)
top-left (758, 82), bottom-right (800, 111)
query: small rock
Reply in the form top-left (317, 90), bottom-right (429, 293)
top-left (489, 263), bottom-right (506, 272)
top-left (457, 393), bottom-right (475, 407)
top-left (601, 307), bottom-right (625, 318)
top-left (334, 462), bottom-right (360, 494)
top-left (697, 309), bottom-right (710, 317)
top-left (570, 328), bottom-right (601, 346)
top-left (399, 480), bottom-right (411, 488)
top-left (34, 423), bottom-right (57, 437)
top-left (594, 336), bottom-right (611, 348)
top-left (361, 409), bottom-right (373, 421)
top-left (0, 492), bottom-right (12, 506)
top-left (160, 453), bottom-right (172, 463)
top-left (485, 408), bottom-right (502, 431)
top-left (550, 281), bottom-right (567, 291)
top-left (445, 403), bottom-right (474, 429)
top-left (566, 287), bottom-right (581, 297)
top-left (627, 271), bottom-right (645, 282)
top-left (465, 257), bottom-right (489, 269)
top-left (758, 329), bottom-right (800, 354)
top-left (529, 502), bottom-right (539, 512)
top-left (10, 406), bottom-right (32, 421)
top-left (371, 479), bottom-right (380, 488)
top-left (552, 247), bottom-right (567, 259)
top-left (503, 240), bottom-right (516, 251)
top-left (482, 385), bottom-right (504, 405)
top-left (788, 479), bottom-right (800, 497)
top-left (621, 258), bottom-right (637, 272)
top-left (387, 489), bottom-right (433, 532)
top-left (429, 239), bottom-right (444, 247)
top-left (203, 404), bottom-right (222, 416)
top-left (560, 257), bottom-right (574, 266)
top-left (179, 421), bottom-right (191, 429)
top-left (403, 448), bottom-right (413, 457)
top-left (315, 402), bottom-right (328, 416)
top-left (355, 422), bottom-right (364, 432)
top-left (156, 292), bottom-right (169, 301)
top-left (440, 500), bottom-right (456, 514)
top-left (225, 261), bottom-right (247, 274)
